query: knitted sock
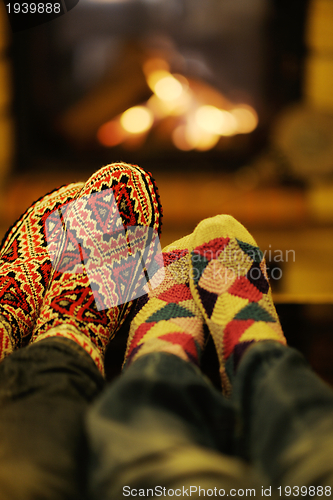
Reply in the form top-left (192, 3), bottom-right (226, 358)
top-left (189, 215), bottom-right (286, 395)
top-left (32, 163), bottom-right (163, 374)
top-left (124, 234), bottom-right (206, 367)
top-left (0, 182), bottom-right (84, 360)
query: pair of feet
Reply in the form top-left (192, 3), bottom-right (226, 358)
top-left (126, 214), bottom-right (286, 395)
top-left (0, 163), bottom-right (162, 374)
top-left (0, 162), bottom-right (286, 391)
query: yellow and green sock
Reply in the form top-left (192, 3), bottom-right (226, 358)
top-left (189, 215), bottom-right (286, 395)
top-left (124, 235), bottom-right (206, 367)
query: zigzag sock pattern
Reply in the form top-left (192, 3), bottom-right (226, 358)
top-left (124, 235), bottom-right (205, 367)
top-left (32, 163), bottom-right (163, 374)
top-left (0, 182), bottom-right (84, 360)
top-left (189, 215), bottom-right (286, 395)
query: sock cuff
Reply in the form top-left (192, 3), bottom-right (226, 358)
top-left (33, 324), bottom-right (105, 376)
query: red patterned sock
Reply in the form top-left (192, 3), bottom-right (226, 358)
top-left (189, 215), bottom-right (286, 395)
top-left (0, 183), bottom-right (84, 359)
top-left (32, 163), bottom-right (163, 374)
top-left (124, 234), bottom-right (205, 368)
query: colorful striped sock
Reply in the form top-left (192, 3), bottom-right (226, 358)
top-left (0, 182), bottom-right (84, 360)
top-left (31, 163), bottom-right (163, 375)
top-left (189, 215), bottom-right (286, 395)
top-left (124, 235), bottom-right (206, 367)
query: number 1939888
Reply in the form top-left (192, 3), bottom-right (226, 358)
top-left (6, 2), bottom-right (61, 14)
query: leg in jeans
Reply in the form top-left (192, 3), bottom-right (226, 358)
top-left (0, 337), bottom-right (104, 500)
top-left (88, 213), bottom-right (333, 497)
top-left (234, 341), bottom-right (333, 492)
top-left (0, 163), bottom-right (164, 498)
top-left (186, 215), bottom-right (333, 492)
top-left (87, 352), bottom-right (259, 500)
top-left (86, 218), bottom-right (285, 499)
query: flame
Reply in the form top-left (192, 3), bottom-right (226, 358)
top-left (231, 105), bottom-right (258, 133)
top-left (120, 106), bottom-right (154, 134)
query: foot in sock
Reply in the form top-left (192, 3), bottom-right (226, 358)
top-left (189, 214), bottom-right (286, 395)
top-left (31, 163), bottom-right (163, 374)
top-left (124, 234), bottom-right (206, 368)
top-left (0, 183), bottom-right (84, 359)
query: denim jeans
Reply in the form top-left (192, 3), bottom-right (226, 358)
top-left (0, 338), bottom-right (332, 499)
top-left (0, 338), bottom-right (104, 500)
top-left (234, 342), bottom-right (333, 490)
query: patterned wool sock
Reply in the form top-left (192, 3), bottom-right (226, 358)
top-left (0, 183), bottom-right (84, 359)
top-left (32, 163), bottom-right (163, 374)
top-left (189, 215), bottom-right (286, 395)
top-left (124, 234), bottom-right (206, 367)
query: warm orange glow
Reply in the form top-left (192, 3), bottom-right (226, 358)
top-left (195, 105), bottom-right (237, 136)
top-left (143, 58), bottom-right (170, 78)
top-left (97, 120), bottom-right (125, 147)
top-left (145, 66), bottom-right (187, 103)
top-left (99, 58), bottom-right (258, 151)
top-left (147, 95), bottom-right (166, 119)
top-left (147, 89), bottom-right (192, 118)
top-left (146, 70), bottom-right (171, 93)
top-left (173, 74), bottom-right (189, 93)
top-left (195, 105), bottom-right (223, 134)
top-left (172, 125), bottom-right (193, 151)
top-left (231, 105), bottom-right (258, 133)
top-left (120, 106), bottom-right (153, 134)
top-left (154, 75), bottom-right (183, 101)
top-left (193, 132), bottom-right (220, 151)
top-left (185, 119), bottom-right (220, 151)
